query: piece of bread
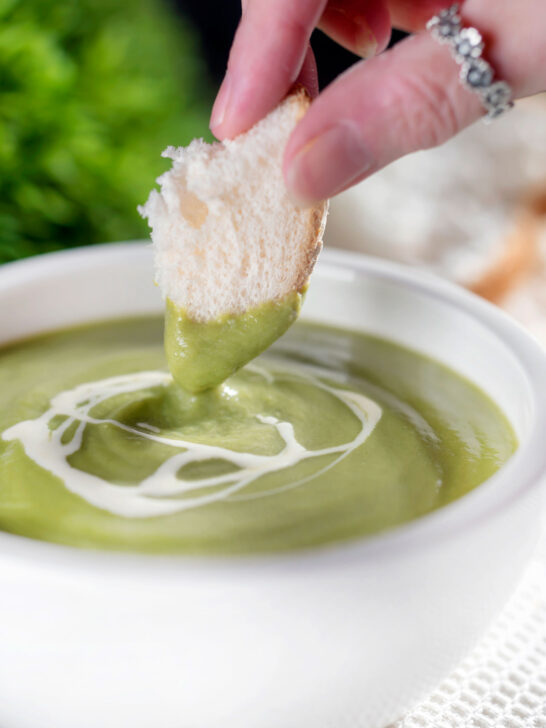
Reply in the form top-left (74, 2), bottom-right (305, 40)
top-left (501, 186), bottom-right (546, 346)
top-left (139, 88), bottom-right (328, 321)
top-left (325, 95), bottom-right (546, 303)
top-left (468, 198), bottom-right (540, 301)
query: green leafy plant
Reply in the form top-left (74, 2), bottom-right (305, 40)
top-left (0, 0), bottom-right (213, 262)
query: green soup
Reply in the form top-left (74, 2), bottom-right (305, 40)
top-left (165, 291), bottom-right (304, 393)
top-left (0, 317), bottom-right (515, 554)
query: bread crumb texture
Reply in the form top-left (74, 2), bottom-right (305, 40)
top-left (140, 90), bottom-right (328, 321)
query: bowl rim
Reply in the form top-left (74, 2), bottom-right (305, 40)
top-left (0, 241), bottom-right (545, 579)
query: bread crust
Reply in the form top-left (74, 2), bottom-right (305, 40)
top-left (284, 86), bottom-right (328, 294)
top-left (294, 200), bottom-right (328, 293)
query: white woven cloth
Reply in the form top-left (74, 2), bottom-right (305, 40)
top-left (393, 518), bottom-right (546, 728)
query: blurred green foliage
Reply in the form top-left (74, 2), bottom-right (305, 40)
top-left (0, 0), bottom-right (213, 262)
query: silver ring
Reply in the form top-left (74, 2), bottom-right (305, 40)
top-left (426, 3), bottom-right (514, 121)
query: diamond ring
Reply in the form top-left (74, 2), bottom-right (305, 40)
top-left (427, 4), bottom-right (514, 121)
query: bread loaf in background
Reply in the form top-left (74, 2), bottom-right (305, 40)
top-left (502, 188), bottom-right (546, 347)
top-left (326, 95), bottom-right (546, 309)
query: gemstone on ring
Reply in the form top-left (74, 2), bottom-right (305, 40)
top-left (461, 58), bottom-right (494, 89)
top-left (426, 4), bottom-right (461, 42)
top-left (453, 27), bottom-right (483, 61)
top-left (482, 81), bottom-right (514, 118)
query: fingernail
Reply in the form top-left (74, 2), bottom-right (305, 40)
top-left (354, 19), bottom-right (378, 58)
top-left (323, 5), bottom-right (378, 58)
top-left (286, 121), bottom-right (373, 205)
top-left (210, 72), bottom-right (233, 134)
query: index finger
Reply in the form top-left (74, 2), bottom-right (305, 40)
top-left (210, 0), bottom-right (327, 140)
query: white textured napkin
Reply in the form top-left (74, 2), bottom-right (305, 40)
top-left (393, 519), bottom-right (546, 728)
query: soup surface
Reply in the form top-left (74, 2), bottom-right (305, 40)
top-left (0, 317), bottom-right (515, 554)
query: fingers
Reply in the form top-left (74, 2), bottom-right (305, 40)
top-left (212, 0), bottom-right (391, 140)
top-left (318, 0), bottom-right (391, 58)
top-left (283, 32), bottom-right (484, 205)
top-left (210, 0), bottom-right (452, 141)
top-left (215, 0), bottom-right (545, 200)
top-left (210, 0), bottom-right (327, 139)
top-left (284, 0), bottom-right (546, 205)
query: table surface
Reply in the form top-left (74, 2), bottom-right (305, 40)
top-left (393, 512), bottom-right (546, 728)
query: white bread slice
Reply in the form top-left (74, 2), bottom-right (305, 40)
top-left (139, 88), bottom-right (328, 321)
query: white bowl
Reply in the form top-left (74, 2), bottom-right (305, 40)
top-left (0, 243), bottom-right (545, 728)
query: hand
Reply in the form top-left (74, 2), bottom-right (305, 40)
top-left (210, 0), bottom-right (546, 205)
